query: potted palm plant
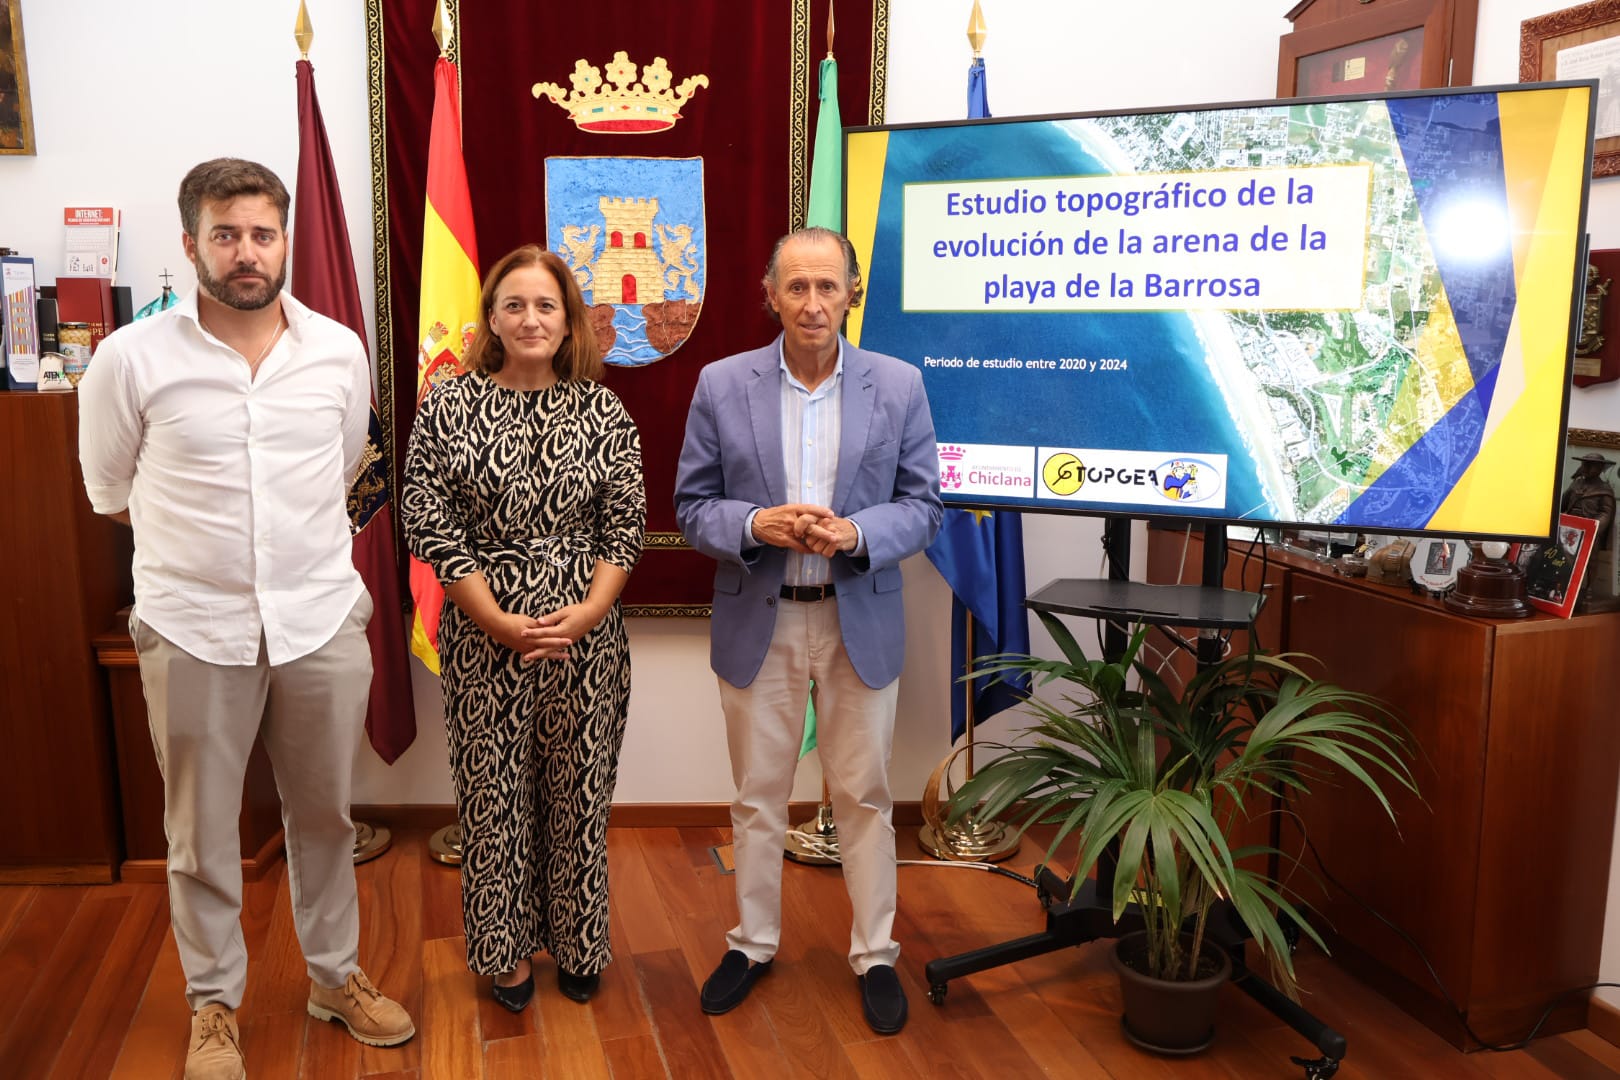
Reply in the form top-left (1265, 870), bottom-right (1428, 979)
top-left (948, 613), bottom-right (1417, 1054)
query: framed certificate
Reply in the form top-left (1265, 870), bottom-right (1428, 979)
top-left (1521, 0), bottom-right (1620, 177)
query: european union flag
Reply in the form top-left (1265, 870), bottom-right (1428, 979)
top-left (924, 54), bottom-right (1026, 744)
top-left (967, 55), bottom-right (990, 120)
top-left (927, 509), bottom-right (1029, 743)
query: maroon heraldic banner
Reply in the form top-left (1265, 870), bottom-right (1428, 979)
top-left (295, 58), bottom-right (418, 761)
top-left (370, 0), bottom-right (888, 611)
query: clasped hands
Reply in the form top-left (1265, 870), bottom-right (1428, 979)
top-left (483, 601), bottom-right (607, 664)
top-left (752, 502), bottom-right (857, 557)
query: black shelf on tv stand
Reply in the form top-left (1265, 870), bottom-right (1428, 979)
top-left (1025, 576), bottom-right (1263, 630)
top-left (922, 520), bottom-right (1348, 1079)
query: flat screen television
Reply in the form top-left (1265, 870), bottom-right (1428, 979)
top-left (844, 82), bottom-right (1595, 541)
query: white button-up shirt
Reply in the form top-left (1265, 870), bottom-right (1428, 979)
top-left (78, 290), bottom-right (371, 665)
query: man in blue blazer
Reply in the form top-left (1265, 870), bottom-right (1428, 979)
top-left (675, 227), bottom-right (942, 1035)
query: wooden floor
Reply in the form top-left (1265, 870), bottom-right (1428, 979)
top-left (3, 825), bottom-right (1619, 1079)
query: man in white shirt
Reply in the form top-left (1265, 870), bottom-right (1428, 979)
top-left (78, 158), bottom-right (413, 1080)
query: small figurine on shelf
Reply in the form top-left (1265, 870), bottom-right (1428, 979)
top-left (1563, 452), bottom-right (1616, 550)
top-left (134, 268), bottom-right (180, 321)
top-left (1365, 537), bottom-right (1415, 585)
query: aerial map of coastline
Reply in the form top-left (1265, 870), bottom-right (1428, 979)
top-left (847, 86), bottom-right (1590, 537)
top-left (1085, 99), bottom-right (1468, 526)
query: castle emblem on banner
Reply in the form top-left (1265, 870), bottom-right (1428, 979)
top-left (546, 156), bottom-right (706, 366)
top-left (533, 52), bottom-right (709, 134)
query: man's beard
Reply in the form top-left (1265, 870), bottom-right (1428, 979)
top-left (195, 258), bottom-right (287, 311)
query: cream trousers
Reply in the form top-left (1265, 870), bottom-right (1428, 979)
top-left (718, 596), bottom-right (901, 975)
top-left (131, 593), bottom-right (373, 1010)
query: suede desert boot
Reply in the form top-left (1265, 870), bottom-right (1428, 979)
top-left (306, 970), bottom-right (415, 1047)
top-left (185, 1003), bottom-right (245, 1080)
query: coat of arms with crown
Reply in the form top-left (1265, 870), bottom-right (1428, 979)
top-left (535, 50), bottom-right (710, 365)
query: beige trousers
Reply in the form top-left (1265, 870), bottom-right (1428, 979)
top-left (717, 596), bottom-right (901, 975)
top-left (131, 593), bottom-right (373, 1010)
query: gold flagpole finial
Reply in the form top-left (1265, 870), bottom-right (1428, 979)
top-left (967, 0), bottom-right (988, 58)
top-left (294, 0), bottom-right (313, 60)
top-left (432, 0), bottom-right (454, 57)
top-left (826, 2), bottom-right (836, 59)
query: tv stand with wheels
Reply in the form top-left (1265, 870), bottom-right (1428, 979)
top-left (922, 520), bottom-right (1348, 1078)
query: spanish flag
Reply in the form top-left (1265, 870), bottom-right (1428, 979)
top-left (409, 55), bottom-right (481, 675)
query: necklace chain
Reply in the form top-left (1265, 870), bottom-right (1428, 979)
top-left (201, 309), bottom-right (286, 372)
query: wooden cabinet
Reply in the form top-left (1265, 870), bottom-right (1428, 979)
top-left (0, 392), bottom-right (131, 882)
top-left (1146, 528), bottom-right (1620, 1048)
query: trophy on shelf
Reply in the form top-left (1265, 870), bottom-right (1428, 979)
top-left (1444, 540), bottom-right (1531, 618)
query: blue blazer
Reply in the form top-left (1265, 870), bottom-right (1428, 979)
top-left (674, 336), bottom-right (943, 690)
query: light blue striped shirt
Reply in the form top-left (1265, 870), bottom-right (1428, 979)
top-left (779, 340), bottom-right (843, 586)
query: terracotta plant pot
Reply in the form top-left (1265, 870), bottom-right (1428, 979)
top-left (1109, 930), bottom-right (1232, 1055)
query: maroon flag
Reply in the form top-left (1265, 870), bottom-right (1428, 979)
top-left (294, 58), bottom-right (417, 763)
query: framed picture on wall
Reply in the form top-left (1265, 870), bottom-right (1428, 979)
top-left (1574, 251), bottom-right (1620, 387)
top-left (1278, 0), bottom-right (1479, 99)
top-left (1521, 0), bottom-right (1620, 177)
top-left (0, 0), bottom-right (33, 156)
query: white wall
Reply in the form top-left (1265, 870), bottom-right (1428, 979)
top-left (12, 0), bottom-right (1620, 1009)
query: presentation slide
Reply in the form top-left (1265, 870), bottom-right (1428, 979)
top-left (845, 84), bottom-right (1594, 539)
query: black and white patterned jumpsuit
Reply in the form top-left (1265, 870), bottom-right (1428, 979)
top-left (403, 372), bottom-right (644, 977)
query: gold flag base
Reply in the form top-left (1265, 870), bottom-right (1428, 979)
top-left (919, 741), bottom-right (1018, 863)
top-left (917, 816), bottom-right (1019, 863)
top-left (785, 802), bottom-right (840, 865)
top-left (353, 820), bottom-right (392, 864)
top-left (429, 823), bottom-right (463, 866)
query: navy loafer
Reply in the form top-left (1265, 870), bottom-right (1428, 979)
top-left (700, 949), bottom-right (772, 1014)
top-left (858, 964), bottom-right (908, 1034)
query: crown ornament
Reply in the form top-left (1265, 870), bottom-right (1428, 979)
top-left (533, 51), bottom-right (709, 134)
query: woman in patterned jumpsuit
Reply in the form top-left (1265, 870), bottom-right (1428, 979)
top-left (403, 245), bottom-right (644, 1010)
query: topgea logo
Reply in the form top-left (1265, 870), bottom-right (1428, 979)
top-left (1041, 452), bottom-right (1084, 496)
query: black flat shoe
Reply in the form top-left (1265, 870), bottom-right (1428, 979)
top-left (858, 964), bottom-right (907, 1034)
top-left (491, 972), bottom-right (535, 1013)
top-left (557, 968), bottom-right (600, 1003)
top-left (700, 950), bottom-right (772, 1015)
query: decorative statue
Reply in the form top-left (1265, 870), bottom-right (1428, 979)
top-left (1562, 452), bottom-right (1617, 550)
